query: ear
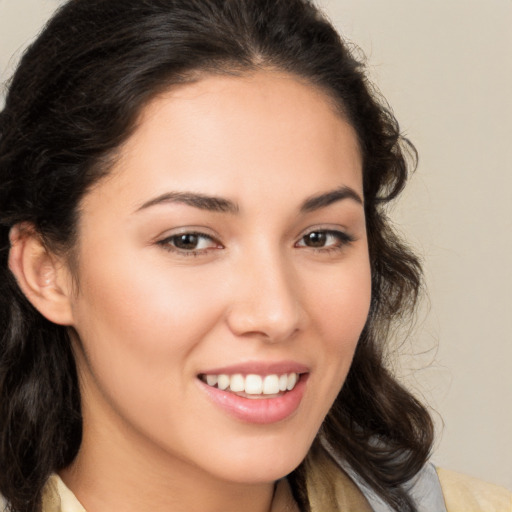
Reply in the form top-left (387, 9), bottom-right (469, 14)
top-left (8, 224), bottom-right (74, 326)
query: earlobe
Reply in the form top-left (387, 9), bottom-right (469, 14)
top-left (8, 224), bottom-right (74, 326)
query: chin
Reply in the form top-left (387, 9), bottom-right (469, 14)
top-left (196, 434), bottom-right (314, 485)
top-left (216, 457), bottom-right (304, 485)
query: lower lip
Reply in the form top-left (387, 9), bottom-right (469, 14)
top-left (198, 375), bottom-right (308, 424)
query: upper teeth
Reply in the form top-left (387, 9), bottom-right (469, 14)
top-left (203, 373), bottom-right (299, 395)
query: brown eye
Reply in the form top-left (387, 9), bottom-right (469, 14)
top-left (173, 233), bottom-right (201, 250)
top-left (303, 231), bottom-right (327, 247)
top-left (296, 230), bottom-right (355, 250)
top-left (158, 232), bottom-right (220, 254)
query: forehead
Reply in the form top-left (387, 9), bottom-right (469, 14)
top-left (83, 70), bottom-right (363, 215)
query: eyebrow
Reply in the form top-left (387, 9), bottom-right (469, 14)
top-left (299, 186), bottom-right (363, 213)
top-left (136, 191), bottom-right (239, 214)
top-left (135, 185), bottom-right (363, 215)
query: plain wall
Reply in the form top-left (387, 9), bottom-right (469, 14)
top-left (1, 0), bottom-right (511, 490)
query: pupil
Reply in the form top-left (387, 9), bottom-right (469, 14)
top-left (306, 232), bottom-right (326, 247)
top-left (175, 234), bottom-right (198, 249)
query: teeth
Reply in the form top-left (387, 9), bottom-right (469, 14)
top-left (229, 374), bottom-right (245, 392)
top-left (202, 372), bottom-right (300, 395)
top-left (217, 374), bottom-right (230, 390)
top-left (286, 372), bottom-right (297, 391)
top-left (263, 375), bottom-right (280, 394)
top-left (206, 375), bottom-right (218, 387)
top-left (245, 374), bottom-right (263, 394)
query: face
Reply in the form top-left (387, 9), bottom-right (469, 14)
top-left (66, 71), bottom-right (371, 485)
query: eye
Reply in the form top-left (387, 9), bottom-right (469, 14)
top-left (157, 232), bottom-right (221, 254)
top-left (296, 230), bottom-right (354, 250)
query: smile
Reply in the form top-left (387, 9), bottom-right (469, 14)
top-left (199, 373), bottom-right (299, 398)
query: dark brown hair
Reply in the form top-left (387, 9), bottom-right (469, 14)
top-left (0, 1), bottom-right (433, 511)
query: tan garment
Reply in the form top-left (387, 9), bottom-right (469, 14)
top-left (305, 445), bottom-right (512, 512)
top-left (41, 476), bottom-right (86, 512)
top-left (27, 466), bottom-right (512, 512)
top-left (305, 446), bottom-right (373, 512)
top-left (437, 468), bottom-right (512, 512)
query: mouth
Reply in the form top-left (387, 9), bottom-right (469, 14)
top-left (198, 372), bottom-right (300, 399)
top-left (197, 363), bottom-right (309, 423)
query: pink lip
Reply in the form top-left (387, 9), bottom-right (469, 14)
top-left (198, 372), bottom-right (309, 425)
top-left (199, 360), bottom-right (309, 376)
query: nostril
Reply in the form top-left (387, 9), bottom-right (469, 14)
top-left (225, 297), bottom-right (302, 342)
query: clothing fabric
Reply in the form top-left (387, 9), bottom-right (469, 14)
top-left (2, 463), bottom-right (511, 511)
top-left (437, 468), bottom-right (512, 512)
top-left (305, 444), bottom-right (512, 512)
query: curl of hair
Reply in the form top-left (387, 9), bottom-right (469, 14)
top-left (0, 1), bottom-right (433, 511)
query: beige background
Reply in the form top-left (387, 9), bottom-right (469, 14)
top-left (1, 0), bottom-right (511, 490)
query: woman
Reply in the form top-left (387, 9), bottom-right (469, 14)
top-left (0, 1), bottom-right (510, 511)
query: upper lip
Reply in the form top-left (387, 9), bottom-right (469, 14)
top-left (199, 361), bottom-right (309, 376)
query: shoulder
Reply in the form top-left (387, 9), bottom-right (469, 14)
top-left (308, 440), bottom-right (511, 512)
top-left (436, 467), bottom-right (512, 512)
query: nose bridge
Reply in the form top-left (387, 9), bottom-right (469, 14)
top-left (226, 240), bottom-right (302, 341)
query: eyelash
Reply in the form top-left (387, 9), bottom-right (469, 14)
top-left (156, 229), bottom-right (355, 257)
top-left (157, 232), bottom-right (221, 257)
top-left (295, 229), bottom-right (355, 253)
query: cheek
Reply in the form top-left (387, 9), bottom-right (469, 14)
top-left (69, 251), bottom-right (226, 443)
top-left (70, 247), bottom-right (224, 380)
top-left (301, 255), bottom-right (372, 409)
top-left (311, 258), bottom-right (372, 350)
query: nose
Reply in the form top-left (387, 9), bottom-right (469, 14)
top-left (225, 248), bottom-right (304, 343)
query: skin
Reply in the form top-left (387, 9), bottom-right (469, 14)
top-left (48, 71), bottom-right (373, 512)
